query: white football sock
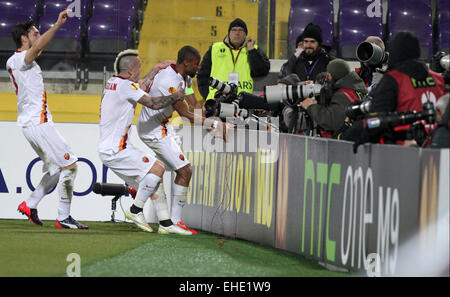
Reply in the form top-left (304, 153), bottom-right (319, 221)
top-left (133, 173), bottom-right (161, 209)
top-left (151, 183), bottom-right (170, 221)
top-left (171, 183), bottom-right (188, 224)
top-left (27, 171), bottom-right (60, 209)
top-left (57, 167), bottom-right (77, 221)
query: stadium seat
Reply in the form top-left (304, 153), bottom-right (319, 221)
top-left (35, 0), bottom-right (92, 70)
top-left (338, 0), bottom-right (384, 60)
top-left (85, 0), bottom-right (141, 71)
top-left (0, 0), bottom-right (42, 69)
top-left (287, 0), bottom-right (334, 57)
top-left (387, 0), bottom-right (433, 61)
top-left (0, 0), bottom-right (41, 20)
top-left (437, 0), bottom-right (450, 53)
top-left (38, 0), bottom-right (87, 53)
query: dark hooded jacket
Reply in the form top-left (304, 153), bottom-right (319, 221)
top-left (341, 32), bottom-right (446, 144)
top-left (370, 32), bottom-right (430, 112)
top-left (306, 71), bottom-right (368, 132)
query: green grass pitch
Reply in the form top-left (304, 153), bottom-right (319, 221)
top-left (0, 219), bottom-right (348, 277)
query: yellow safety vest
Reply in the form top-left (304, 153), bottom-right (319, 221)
top-left (207, 42), bottom-right (255, 100)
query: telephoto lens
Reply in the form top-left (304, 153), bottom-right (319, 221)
top-left (345, 101), bottom-right (372, 120)
top-left (356, 42), bottom-right (388, 66)
top-left (264, 84), bottom-right (322, 107)
top-left (209, 77), bottom-right (233, 94)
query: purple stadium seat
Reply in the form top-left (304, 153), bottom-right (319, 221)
top-left (84, 0), bottom-right (141, 71)
top-left (37, 0), bottom-right (91, 53)
top-left (0, 0), bottom-right (41, 20)
top-left (0, 16), bottom-right (19, 51)
top-left (288, 0), bottom-right (334, 56)
top-left (0, 0), bottom-right (41, 68)
top-left (338, 0), bottom-right (384, 60)
top-left (0, 0), bottom-right (41, 47)
top-left (87, 0), bottom-right (140, 54)
top-left (437, 0), bottom-right (450, 53)
top-left (387, 0), bottom-right (433, 60)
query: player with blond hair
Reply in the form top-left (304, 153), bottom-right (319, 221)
top-left (98, 49), bottom-right (191, 234)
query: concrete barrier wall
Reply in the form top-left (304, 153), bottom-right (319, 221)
top-left (178, 127), bottom-right (449, 276)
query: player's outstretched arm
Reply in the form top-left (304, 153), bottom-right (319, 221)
top-left (24, 9), bottom-right (70, 65)
top-left (138, 82), bottom-right (185, 110)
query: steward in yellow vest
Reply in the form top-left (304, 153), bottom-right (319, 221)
top-left (197, 18), bottom-right (270, 100)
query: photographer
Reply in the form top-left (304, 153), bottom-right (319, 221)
top-left (197, 18), bottom-right (270, 101)
top-left (370, 32), bottom-right (445, 114)
top-left (282, 22), bottom-right (333, 82)
top-left (343, 32), bottom-right (447, 147)
top-left (300, 59), bottom-right (367, 137)
top-left (355, 36), bottom-right (388, 92)
top-left (370, 32), bottom-right (445, 142)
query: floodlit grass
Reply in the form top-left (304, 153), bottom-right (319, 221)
top-left (0, 219), bottom-right (347, 277)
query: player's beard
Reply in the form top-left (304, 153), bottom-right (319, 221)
top-left (186, 70), bottom-right (197, 78)
top-left (304, 47), bottom-right (315, 55)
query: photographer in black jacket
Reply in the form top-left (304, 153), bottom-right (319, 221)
top-left (342, 32), bottom-right (447, 147)
top-left (282, 22), bottom-right (334, 82)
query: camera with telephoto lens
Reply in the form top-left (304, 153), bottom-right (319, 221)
top-left (345, 97), bottom-right (373, 120)
top-left (208, 77), bottom-right (238, 97)
top-left (353, 101), bottom-right (436, 152)
top-left (206, 77), bottom-right (323, 120)
top-left (206, 77), bottom-right (281, 130)
top-left (364, 101), bottom-right (435, 131)
top-left (204, 98), bottom-right (249, 119)
top-left (264, 82), bottom-right (323, 107)
top-left (205, 77), bottom-right (249, 119)
top-left (356, 41), bottom-right (389, 66)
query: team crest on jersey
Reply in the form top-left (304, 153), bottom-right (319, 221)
top-left (142, 156), bottom-right (149, 163)
top-left (168, 87), bottom-right (177, 94)
top-left (64, 153), bottom-right (70, 160)
top-left (131, 82), bottom-right (139, 90)
top-left (179, 154), bottom-right (185, 161)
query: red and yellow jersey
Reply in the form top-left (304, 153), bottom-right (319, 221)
top-left (6, 50), bottom-right (52, 127)
top-left (98, 75), bottom-right (146, 154)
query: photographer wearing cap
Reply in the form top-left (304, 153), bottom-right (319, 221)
top-left (283, 22), bottom-right (334, 82)
top-left (197, 18), bottom-right (270, 101)
top-left (355, 36), bottom-right (388, 92)
top-left (300, 59), bottom-right (367, 137)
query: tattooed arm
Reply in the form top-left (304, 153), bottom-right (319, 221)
top-left (138, 82), bottom-right (185, 110)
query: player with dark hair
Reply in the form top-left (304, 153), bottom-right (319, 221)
top-left (7, 10), bottom-right (88, 229)
top-left (136, 45), bottom-right (205, 234)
